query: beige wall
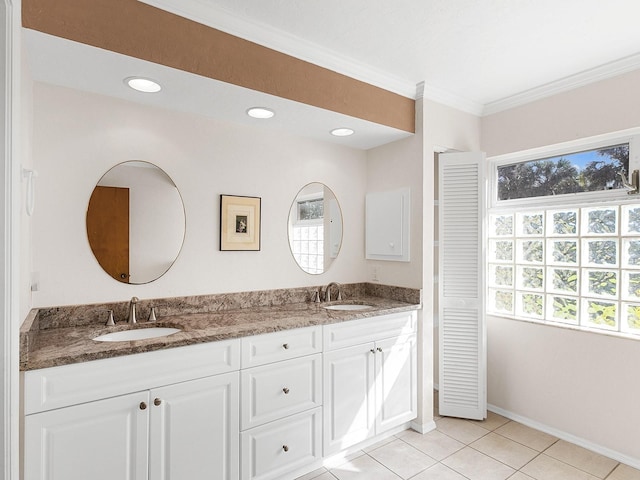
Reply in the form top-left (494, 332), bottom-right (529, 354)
top-left (482, 71), bottom-right (640, 465)
top-left (366, 110), bottom-right (424, 290)
top-left (30, 83), bottom-right (370, 307)
top-left (482, 69), bottom-right (640, 156)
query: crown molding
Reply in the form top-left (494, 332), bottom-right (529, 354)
top-left (483, 52), bottom-right (640, 116)
top-left (140, 0), bottom-right (640, 119)
top-left (139, 0), bottom-right (418, 99)
top-left (420, 83), bottom-right (485, 116)
top-left (137, 0), bottom-right (489, 116)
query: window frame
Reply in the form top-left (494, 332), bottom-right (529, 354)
top-left (487, 129), bottom-right (640, 340)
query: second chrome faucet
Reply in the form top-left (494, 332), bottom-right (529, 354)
top-left (324, 282), bottom-right (342, 302)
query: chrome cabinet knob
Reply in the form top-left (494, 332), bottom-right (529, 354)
top-left (154, 398), bottom-right (162, 406)
top-left (282, 445), bottom-right (289, 452)
top-left (377, 347), bottom-right (383, 352)
top-left (139, 402), bottom-right (147, 410)
top-left (283, 387), bottom-right (290, 394)
top-left (283, 343), bottom-right (289, 349)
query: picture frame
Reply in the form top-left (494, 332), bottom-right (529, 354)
top-left (220, 194), bottom-right (261, 251)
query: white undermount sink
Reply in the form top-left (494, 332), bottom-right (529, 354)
top-left (323, 304), bottom-right (373, 311)
top-left (93, 327), bottom-right (181, 342)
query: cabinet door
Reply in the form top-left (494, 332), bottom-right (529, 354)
top-left (24, 391), bottom-right (149, 480)
top-left (149, 372), bottom-right (240, 480)
top-left (375, 335), bottom-right (417, 433)
top-left (323, 343), bottom-right (375, 455)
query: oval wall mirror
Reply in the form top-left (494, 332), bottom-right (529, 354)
top-left (86, 161), bottom-right (186, 284)
top-left (288, 182), bottom-right (343, 275)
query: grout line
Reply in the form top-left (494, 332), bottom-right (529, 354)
top-left (602, 463), bottom-right (622, 479)
top-left (362, 451), bottom-right (404, 479)
top-left (325, 402), bottom-right (636, 480)
top-left (539, 439), bottom-right (621, 480)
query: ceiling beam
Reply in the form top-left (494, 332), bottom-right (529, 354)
top-left (22, 0), bottom-right (415, 133)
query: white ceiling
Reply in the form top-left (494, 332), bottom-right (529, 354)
top-left (142, 0), bottom-right (640, 114)
top-left (24, 1), bottom-right (640, 150)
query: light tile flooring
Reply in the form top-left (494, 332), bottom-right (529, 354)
top-left (297, 393), bottom-right (640, 480)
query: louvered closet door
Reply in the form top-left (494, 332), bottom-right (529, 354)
top-left (438, 151), bottom-right (486, 420)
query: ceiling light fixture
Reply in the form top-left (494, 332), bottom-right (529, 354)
top-left (125, 77), bottom-right (162, 93)
top-left (247, 107), bottom-right (275, 119)
top-left (330, 128), bottom-right (355, 137)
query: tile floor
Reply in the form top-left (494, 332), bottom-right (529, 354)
top-left (297, 392), bottom-right (640, 480)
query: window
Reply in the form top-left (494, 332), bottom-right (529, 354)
top-left (488, 136), bottom-right (640, 337)
top-left (497, 144), bottom-right (629, 200)
top-left (296, 197), bottom-right (324, 222)
top-left (291, 197), bottom-right (324, 274)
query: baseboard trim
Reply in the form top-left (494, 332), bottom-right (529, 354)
top-left (488, 403), bottom-right (640, 470)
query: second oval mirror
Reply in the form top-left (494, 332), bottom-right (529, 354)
top-left (288, 183), bottom-right (343, 274)
top-left (86, 161), bottom-right (186, 284)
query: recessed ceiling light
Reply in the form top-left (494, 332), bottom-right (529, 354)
top-left (330, 128), bottom-right (355, 137)
top-left (247, 107), bottom-right (275, 119)
top-left (125, 77), bottom-right (162, 93)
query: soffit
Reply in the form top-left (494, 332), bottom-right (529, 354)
top-left (22, 0), bottom-right (415, 150)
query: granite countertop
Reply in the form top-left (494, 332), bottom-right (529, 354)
top-left (20, 285), bottom-right (421, 371)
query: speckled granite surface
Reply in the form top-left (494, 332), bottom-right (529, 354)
top-left (20, 283), bottom-right (421, 371)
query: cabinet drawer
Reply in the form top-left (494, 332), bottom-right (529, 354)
top-left (323, 311), bottom-right (417, 351)
top-left (241, 407), bottom-right (322, 480)
top-left (241, 354), bottom-right (321, 430)
top-left (23, 339), bottom-right (240, 414)
top-left (241, 325), bottom-right (321, 368)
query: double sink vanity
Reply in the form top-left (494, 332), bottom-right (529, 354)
top-left (20, 283), bottom-right (421, 480)
top-left (19, 158), bottom-right (421, 479)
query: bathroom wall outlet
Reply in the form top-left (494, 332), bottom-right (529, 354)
top-left (371, 266), bottom-right (379, 282)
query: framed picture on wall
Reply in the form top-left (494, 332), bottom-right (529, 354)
top-left (220, 194), bottom-right (261, 251)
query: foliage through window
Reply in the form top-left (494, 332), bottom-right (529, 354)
top-left (497, 144), bottom-right (629, 201)
top-left (297, 198), bottom-right (324, 222)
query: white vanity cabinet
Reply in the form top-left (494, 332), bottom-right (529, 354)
top-left (22, 309), bottom-right (420, 480)
top-left (23, 340), bottom-right (240, 480)
top-left (322, 311), bottom-right (417, 455)
top-left (240, 326), bottom-right (323, 480)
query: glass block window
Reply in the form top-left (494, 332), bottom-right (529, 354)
top-left (487, 205), bottom-right (640, 336)
top-left (291, 195), bottom-right (325, 274)
top-left (291, 224), bottom-right (324, 274)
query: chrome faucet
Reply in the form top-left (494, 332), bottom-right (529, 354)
top-left (324, 282), bottom-right (342, 302)
top-left (128, 296), bottom-right (139, 324)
